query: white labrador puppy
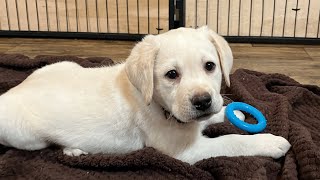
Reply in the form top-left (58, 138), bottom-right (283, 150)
top-left (0, 26), bottom-right (290, 164)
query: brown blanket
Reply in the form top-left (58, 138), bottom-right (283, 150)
top-left (0, 54), bottom-right (319, 180)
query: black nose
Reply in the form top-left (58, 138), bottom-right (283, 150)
top-left (191, 93), bottom-right (212, 111)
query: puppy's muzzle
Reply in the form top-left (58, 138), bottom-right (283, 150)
top-left (191, 92), bottom-right (212, 111)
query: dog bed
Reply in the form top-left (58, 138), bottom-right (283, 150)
top-left (0, 53), bottom-right (319, 180)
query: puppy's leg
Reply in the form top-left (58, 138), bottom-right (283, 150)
top-left (63, 147), bottom-right (88, 156)
top-left (200, 106), bottom-right (245, 130)
top-left (176, 133), bottom-right (291, 164)
top-left (0, 97), bottom-right (49, 150)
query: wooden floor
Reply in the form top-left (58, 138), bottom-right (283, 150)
top-left (0, 38), bottom-right (319, 86)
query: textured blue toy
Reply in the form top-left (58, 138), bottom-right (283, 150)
top-left (225, 102), bottom-right (267, 133)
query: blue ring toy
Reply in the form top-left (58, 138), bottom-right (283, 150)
top-left (225, 102), bottom-right (267, 133)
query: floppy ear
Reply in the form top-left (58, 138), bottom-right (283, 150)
top-left (198, 26), bottom-right (233, 87)
top-left (125, 35), bottom-right (159, 105)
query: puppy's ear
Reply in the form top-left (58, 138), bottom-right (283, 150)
top-left (198, 26), bottom-right (233, 87)
top-left (125, 35), bottom-right (159, 105)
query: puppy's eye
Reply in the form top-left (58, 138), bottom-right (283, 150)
top-left (165, 70), bottom-right (179, 79)
top-left (205, 62), bottom-right (216, 72)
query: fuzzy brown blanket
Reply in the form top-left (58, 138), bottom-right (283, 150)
top-left (0, 54), bottom-right (319, 180)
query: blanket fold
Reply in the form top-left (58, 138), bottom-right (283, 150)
top-left (0, 54), bottom-right (319, 179)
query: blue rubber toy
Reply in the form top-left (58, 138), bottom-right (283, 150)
top-left (225, 102), bottom-right (267, 133)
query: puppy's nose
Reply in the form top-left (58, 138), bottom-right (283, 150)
top-left (191, 93), bottom-right (212, 111)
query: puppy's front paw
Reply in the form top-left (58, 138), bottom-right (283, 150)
top-left (63, 147), bottom-right (88, 156)
top-left (254, 134), bottom-right (291, 159)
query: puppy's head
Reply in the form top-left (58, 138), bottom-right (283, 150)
top-left (126, 26), bottom-right (233, 123)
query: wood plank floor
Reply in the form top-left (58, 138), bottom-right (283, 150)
top-left (0, 38), bottom-right (319, 86)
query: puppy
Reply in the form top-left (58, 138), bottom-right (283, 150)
top-left (0, 26), bottom-right (290, 164)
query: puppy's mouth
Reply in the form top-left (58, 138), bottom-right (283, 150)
top-left (163, 108), bottom-right (186, 124)
top-left (163, 108), bottom-right (214, 124)
top-left (195, 112), bottom-right (214, 121)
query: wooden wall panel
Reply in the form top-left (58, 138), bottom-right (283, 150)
top-left (76, 0), bottom-right (88, 32)
top-left (196, 0), bottom-right (207, 28)
top-left (57, 0), bottom-right (68, 32)
top-left (185, 0), bottom-right (320, 38)
top-left (282, 0), bottom-right (296, 37)
top-left (305, 0), bottom-right (320, 38)
top-left (272, 0), bottom-right (287, 37)
top-left (128, 0), bottom-right (139, 34)
top-left (217, 0), bottom-right (229, 35)
top-left (147, 0), bottom-right (158, 34)
top-left (185, 0), bottom-right (196, 28)
top-left (0, 0), bottom-right (9, 30)
top-left (295, 0), bottom-right (309, 37)
top-left (5, 0), bottom-right (20, 30)
top-left (137, 0), bottom-right (149, 34)
top-left (260, 0), bottom-right (274, 36)
top-left (0, 0), bottom-right (318, 38)
top-left (250, 0), bottom-right (263, 36)
top-left (159, 0), bottom-right (169, 33)
top-left (0, 0), bottom-right (169, 34)
top-left (238, 0), bottom-right (250, 36)
top-left (228, 0), bottom-right (240, 36)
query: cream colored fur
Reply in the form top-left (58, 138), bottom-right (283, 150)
top-left (0, 26), bottom-right (290, 164)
